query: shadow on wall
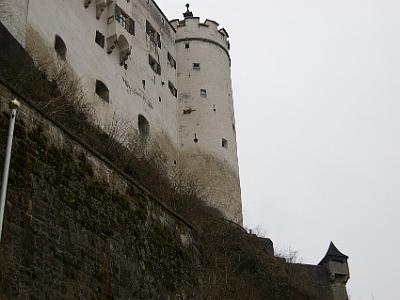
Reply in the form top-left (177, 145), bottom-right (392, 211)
top-left (178, 149), bottom-right (243, 224)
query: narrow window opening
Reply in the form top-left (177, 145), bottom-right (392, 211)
top-left (168, 52), bottom-right (177, 69)
top-left (146, 20), bottom-right (161, 48)
top-left (194, 134), bottom-right (199, 143)
top-left (222, 138), bottom-right (228, 149)
top-left (213, 104), bottom-right (216, 112)
top-left (173, 160), bottom-right (177, 165)
top-left (138, 115), bottom-right (150, 138)
top-left (200, 89), bottom-right (207, 98)
top-left (95, 80), bottom-right (109, 102)
top-left (95, 31), bottom-right (105, 48)
top-left (158, 97), bottom-right (162, 103)
top-left (149, 54), bottom-right (161, 75)
top-left (169, 81), bottom-right (177, 98)
top-left (185, 43), bottom-right (190, 49)
top-left (193, 63), bottom-right (200, 70)
top-left (142, 80), bottom-right (146, 89)
top-left (54, 35), bottom-right (67, 60)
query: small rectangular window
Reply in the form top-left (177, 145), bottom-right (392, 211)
top-left (149, 55), bottom-right (161, 75)
top-left (200, 89), bottom-right (207, 98)
top-left (169, 81), bottom-right (177, 98)
top-left (222, 138), bottom-right (228, 149)
top-left (95, 31), bottom-right (105, 48)
top-left (193, 63), bottom-right (200, 70)
top-left (185, 43), bottom-right (190, 49)
top-left (146, 20), bottom-right (161, 48)
top-left (96, 80), bottom-right (109, 102)
top-left (168, 52), bottom-right (177, 69)
top-left (115, 5), bottom-right (135, 35)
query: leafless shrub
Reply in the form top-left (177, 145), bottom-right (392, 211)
top-left (42, 65), bottom-right (92, 121)
top-left (275, 247), bottom-right (303, 264)
top-left (103, 112), bottom-right (132, 153)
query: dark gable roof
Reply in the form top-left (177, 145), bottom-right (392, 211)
top-left (318, 242), bottom-right (349, 266)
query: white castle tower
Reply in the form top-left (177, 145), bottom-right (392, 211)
top-left (171, 5), bottom-right (242, 224)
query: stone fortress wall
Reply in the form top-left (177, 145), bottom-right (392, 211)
top-left (0, 0), bottom-right (243, 224)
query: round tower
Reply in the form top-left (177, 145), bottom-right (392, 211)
top-left (171, 5), bottom-right (242, 224)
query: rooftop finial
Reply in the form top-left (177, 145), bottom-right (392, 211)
top-left (183, 3), bottom-right (193, 18)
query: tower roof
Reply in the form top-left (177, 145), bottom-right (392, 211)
top-left (183, 3), bottom-right (193, 18)
top-left (318, 242), bottom-right (349, 266)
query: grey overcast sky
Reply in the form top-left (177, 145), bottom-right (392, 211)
top-left (162, 1), bottom-right (400, 299)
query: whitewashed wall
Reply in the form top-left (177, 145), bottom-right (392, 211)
top-left (26, 0), bottom-right (179, 164)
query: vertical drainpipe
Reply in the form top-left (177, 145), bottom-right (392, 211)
top-left (0, 100), bottom-right (21, 242)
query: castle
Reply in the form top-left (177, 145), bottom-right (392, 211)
top-left (0, 0), bottom-right (242, 224)
top-left (0, 1), bottom-right (351, 299)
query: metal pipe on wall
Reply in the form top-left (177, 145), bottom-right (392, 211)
top-left (0, 99), bottom-right (21, 242)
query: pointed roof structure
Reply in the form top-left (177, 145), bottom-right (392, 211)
top-left (318, 242), bottom-right (349, 266)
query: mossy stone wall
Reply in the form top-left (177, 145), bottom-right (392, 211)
top-left (0, 85), bottom-right (197, 300)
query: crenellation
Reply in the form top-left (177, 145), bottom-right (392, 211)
top-left (204, 19), bottom-right (219, 28)
top-left (175, 18), bottom-right (231, 53)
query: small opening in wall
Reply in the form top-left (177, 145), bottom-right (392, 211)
top-left (159, 97), bottom-right (162, 103)
top-left (169, 81), bottom-right (177, 98)
top-left (149, 54), bottom-right (161, 75)
top-left (194, 134), bottom-right (198, 143)
top-left (222, 138), bottom-right (228, 149)
top-left (185, 42), bottom-right (190, 49)
top-left (146, 20), bottom-right (161, 48)
top-left (167, 52), bottom-right (177, 69)
top-left (95, 30), bottom-right (105, 48)
top-left (173, 160), bottom-right (177, 165)
top-left (95, 80), bottom-right (109, 102)
top-left (138, 114), bottom-right (150, 138)
top-left (193, 63), bottom-right (200, 70)
top-left (142, 80), bottom-right (146, 89)
top-left (54, 35), bottom-right (67, 60)
top-left (213, 104), bottom-right (216, 112)
top-left (232, 123), bottom-right (236, 132)
top-left (200, 89), bottom-right (207, 98)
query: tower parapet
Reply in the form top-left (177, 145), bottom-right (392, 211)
top-left (171, 16), bottom-right (230, 56)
